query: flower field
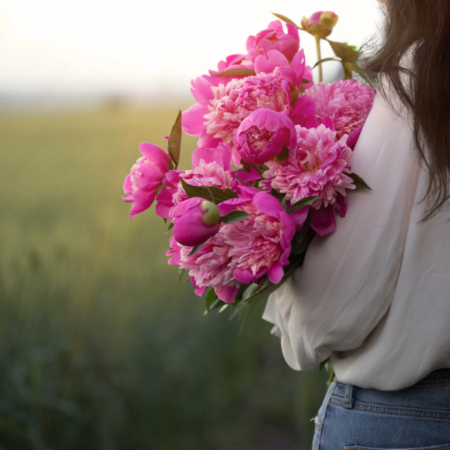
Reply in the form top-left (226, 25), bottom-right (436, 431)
top-left (0, 108), bottom-right (328, 450)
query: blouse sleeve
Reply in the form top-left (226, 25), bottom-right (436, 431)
top-left (262, 88), bottom-right (422, 371)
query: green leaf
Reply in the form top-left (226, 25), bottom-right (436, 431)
top-left (211, 298), bottom-right (224, 310)
top-left (240, 254), bottom-right (304, 304)
top-left (295, 227), bottom-right (316, 255)
top-left (189, 243), bottom-right (205, 256)
top-left (288, 196), bottom-right (320, 213)
top-left (281, 196), bottom-right (287, 212)
top-left (205, 288), bottom-right (218, 311)
top-left (165, 222), bottom-right (174, 235)
top-left (178, 268), bottom-right (187, 284)
top-left (228, 284), bottom-right (255, 320)
top-left (271, 12), bottom-right (299, 28)
top-left (349, 173), bottom-right (371, 190)
top-left (350, 62), bottom-right (371, 84)
top-left (312, 57), bottom-right (341, 69)
top-left (168, 110), bottom-right (182, 169)
top-left (302, 78), bottom-right (312, 85)
top-left (293, 210), bottom-right (316, 254)
top-left (221, 211), bottom-right (250, 224)
top-left (327, 40), bottom-right (361, 63)
top-left (218, 304), bottom-right (229, 314)
top-left (215, 68), bottom-right (256, 77)
top-left (274, 146), bottom-right (289, 163)
top-left (342, 61), bottom-right (353, 80)
top-left (240, 159), bottom-right (252, 172)
top-left (238, 299), bottom-right (260, 336)
top-left (270, 188), bottom-right (285, 202)
top-left (327, 365), bottom-right (335, 389)
top-left (243, 283), bottom-right (260, 301)
top-left (318, 358), bottom-right (330, 375)
top-left (180, 179), bottom-right (238, 204)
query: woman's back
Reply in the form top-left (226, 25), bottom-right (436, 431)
top-left (263, 80), bottom-right (450, 390)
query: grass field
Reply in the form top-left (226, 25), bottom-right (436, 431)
top-left (0, 108), bottom-right (328, 450)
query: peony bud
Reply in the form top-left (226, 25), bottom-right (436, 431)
top-left (301, 11), bottom-right (339, 39)
top-left (172, 197), bottom-right (220, 247)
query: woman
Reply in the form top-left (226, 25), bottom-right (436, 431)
top-left (262, 1), bottom-right (450, 448)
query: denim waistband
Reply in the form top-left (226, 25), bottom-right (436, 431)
top-left (333, 368), bottom-right (450, 398)
top-left (330, 368), bottom-right (450, 416)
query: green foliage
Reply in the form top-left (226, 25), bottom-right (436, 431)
top-left (271, 12), bottom-right (299, 28)
top-left (313, 57), bottom-right (341, 69)
top-left (319, 358), bottom-right (330, 375)
top-left (0, 109), bottom-right (329, 450)
top-left (215, 68), bottom-right (256, 77)
top-left (189, 243), bottom-right (204, 256)
top-left (180, 179), bottom-right (238, 204)
top-left (204, 288), bottom-right (218, 312)
top-left (288, 196), bottom-right (320, 214)
top-left (350, 173), bottom-right (372, 190)
top-left (168, 110), bottom-right (182, 169)
top-left (327, 40), bottom-right (361, 63)
top-left (221, 211), bottom-right (250, 224)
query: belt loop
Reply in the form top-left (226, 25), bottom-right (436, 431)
top-left (343, 384), bottom-right (353, 409)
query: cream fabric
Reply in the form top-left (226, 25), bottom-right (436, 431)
top-left (262, 85), bottom-right (450, 391)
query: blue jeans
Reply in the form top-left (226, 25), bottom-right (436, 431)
top-left (313, 369), bottom-right (450, 450)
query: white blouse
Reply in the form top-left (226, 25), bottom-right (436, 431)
top-left (262, 82), bottom-right (450, 391)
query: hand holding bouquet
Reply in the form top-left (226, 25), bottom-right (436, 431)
top-left (122, 12), bottom-right (375, 321)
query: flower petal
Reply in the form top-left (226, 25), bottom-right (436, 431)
top-left (289, 206), bottom-right (310, 231)
top-left (290, 49), bottom-right (306, 85)
top-left (310, 205), bottom-right (336, 236)
top-left (192, 143), bottom-right (232, 171)
top-left (182, 104), bottom-right (209, 136)
top-left (123, 174), bottom-right (133, 196)
top-left (268, 262), bottom-right (284, 284)
top-left (215, 284), bottom-right (239, 303)
top-left (255, 50), bottom-right (289, 74)
top-left (172, 197), bottom-right (204, 218)
top-left (190, 75), bottom-right (215, 105)
top-left (252, 191), bottom-right (284, 217)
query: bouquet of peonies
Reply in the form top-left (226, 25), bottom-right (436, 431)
top-left (122, 11), bottom-right (375, 323)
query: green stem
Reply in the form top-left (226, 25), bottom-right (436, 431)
top-left (326, 365), bottom-right (335, 389)
top-left (315, 36), bottom-right (323, 83)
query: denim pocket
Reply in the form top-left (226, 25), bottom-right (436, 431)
top-left (344, 444), bottom-right (450, 450)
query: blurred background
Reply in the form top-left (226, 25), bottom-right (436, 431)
top-left (0, 1), bottom-right (382, 449)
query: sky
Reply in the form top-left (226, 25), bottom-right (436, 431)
top-left (0, 0), bottom-right (383, 101)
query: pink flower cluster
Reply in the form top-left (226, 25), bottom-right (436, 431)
top-left (121, 15), bottom-right (376, 304)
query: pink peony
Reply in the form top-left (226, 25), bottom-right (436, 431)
top-left (205, 69), bottom-right (293, 137)
top-left (183, 58), bottom-right (311, 164)
top-left (265, 124), bottom-right (355, 208)
top-left (304, 80), bottom-right (376, 139)
top-left (203, 68), bottom-right (297, 165)
top-left (122, 143), bottom-right (171, 218)
top-left (235, 109), bottom-right (297, 165)
top-left (167, 234), bottom-right (240, 303)
top-left (155, 145), bottom-right (233, 221)
top-left (218, 188), bottom-right (295, 285)
top-left (155, 170), bottom-right (183, 220)
top-left (246, 20), bottom-right (300, 62)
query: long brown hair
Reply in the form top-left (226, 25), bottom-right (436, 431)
top-left (361, 0), bottom-right (450, 220)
